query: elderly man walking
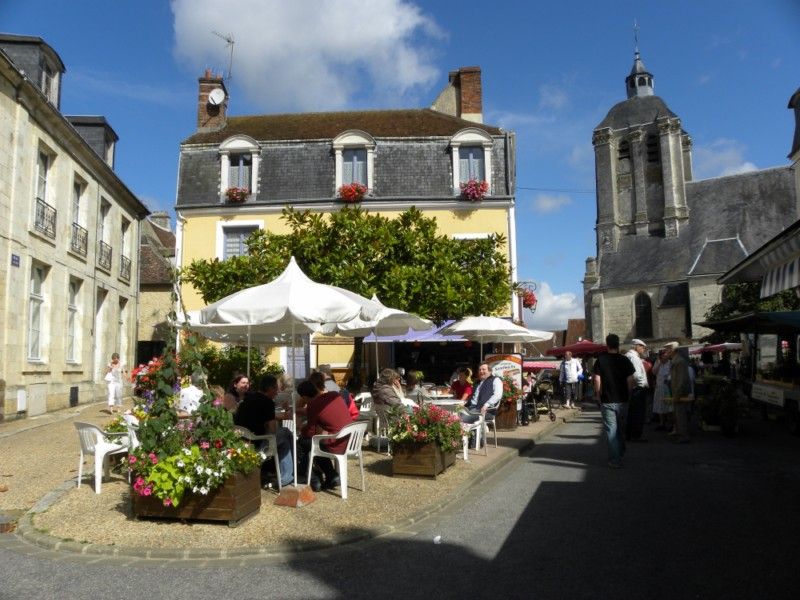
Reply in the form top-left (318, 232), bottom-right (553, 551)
top-left (593, 334), bottom-right (635, 468)
top-left (625, 339), bottom-right (649, 441)
top-left (559, 350), bottom-right (583, 409)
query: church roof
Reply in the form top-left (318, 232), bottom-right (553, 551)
top-left (595, 95), bottom-right (677, 130)
top-left (596, 166), bottom-right (797, 287)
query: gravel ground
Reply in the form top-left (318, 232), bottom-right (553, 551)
top-left (1, 403), bottom-right (481, 549)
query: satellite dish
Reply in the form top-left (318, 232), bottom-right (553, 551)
top-left (208, 88), bottom-right (226, 106)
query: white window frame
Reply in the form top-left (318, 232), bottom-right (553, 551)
top-left (67, 278), bottom-right (81, 363)
top-left (219, 135), bottom-right (260, 198)
top-left (28, 263), bottom-right (48, 361)
top-left (333, 130), bottom-right (375, 194)
top-left (99, 199), bottom-right (111, 243)
top-left (120, 216), bottom-right (130, 257)
top-left (216, 220), bottom-right (264, 260)
top-left (36, 150), bottom-right (49, 202)
top-left (450, 128), bottom-right (494, 195)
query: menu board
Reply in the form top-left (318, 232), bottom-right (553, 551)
top-left (485, 353), bottom-right (523, 390)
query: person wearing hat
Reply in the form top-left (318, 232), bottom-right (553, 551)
top-left (663, 341), bottom-right (692, 443)
top-left (625, 339), bottom-right (650, 441)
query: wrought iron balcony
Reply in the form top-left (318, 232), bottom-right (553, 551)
top-left (120, 254), bottom-right (132, 281)
top-left (70, 222), bottom-right (88, 256)
top-left (97, 240), bottom-right (112, 270)
top-left (34, 198), bottom-right (57, 239)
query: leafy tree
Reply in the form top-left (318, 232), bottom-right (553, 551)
top-left (701, 282), bottom-right (800, 343)
top-left (182, 206), bottom-right (513, 323)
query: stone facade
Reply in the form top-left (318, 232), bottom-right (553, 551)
top-left (584, 52), bottom-right (797, 346)
top-left (0, 35), bottom-right (148, 420)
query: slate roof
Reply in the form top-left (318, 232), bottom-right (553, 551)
top-left (595, 95), bottom-right (678, 130)
top-left (183, 109), bottom-right (503, 145)
top-left (688, 238), bottom-right (747, 276)
top-left (149, 225), bottom-right (175, 257)
top-left (596, 166), bottom-right (797, 288)
top-left (140, 245), bottom-right (173, 285)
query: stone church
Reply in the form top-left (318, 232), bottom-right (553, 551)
top-left (583, 51), bottom-right (798, 345)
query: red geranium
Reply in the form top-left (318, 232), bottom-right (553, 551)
top-left (337, 182), bottom-right (367, 202)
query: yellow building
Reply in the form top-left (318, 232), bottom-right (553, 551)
top-left (176, 67), bottom-right (518, 378)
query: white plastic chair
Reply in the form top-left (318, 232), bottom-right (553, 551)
top-left (484, 409), bottom-right (499, 448)
top-left (74, 422), bottom-right (128, 493)
top-left (122, 414), bottom-right (140, 450)
top-left (307, 421), bottom-right (368, 500)
top-left (233, 426), bottom-right (283, 491)
top-left (461, 415), bottom-right (487, 461)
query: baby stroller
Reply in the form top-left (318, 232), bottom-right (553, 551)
top-left (527, 369), bottom-right (557, 422)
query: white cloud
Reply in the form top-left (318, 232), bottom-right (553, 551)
top-left (522, 281), bottom-right (584, 332)
top-left (532, 193), bottom-right (571, 214)
top-left (696, 74), bottom-right (712, 86)
top-left (538, 84), bottom-right (568, 111)
top-left (170, 0), bottom-right (443, 112)
top-left (692, 138), bottom-right (758, 180)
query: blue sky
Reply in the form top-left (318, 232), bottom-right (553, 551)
top-left (3, 0), bottom-right (799, 331)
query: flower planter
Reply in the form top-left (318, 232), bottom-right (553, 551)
top-left (494, 402), bottom-right (518, 431)
top-left (392, 443), bottom-right (456, 479)
top-left (131, 470), bottom-right (260, 527)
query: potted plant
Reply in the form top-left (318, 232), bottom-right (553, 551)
top-left (388, 404), bottom-right (463, 478)
top-left (337, 182), bottom-right (367, 203)
top-left (225, 187), bottom-right (250, 203)
top-left (128, 339), bottom-right (265, 524)
top-left (459, 179), bottom-right (489, 201)
top-left (495, 374), bottom-right (522, 430)
top-left (521, 289), bottom-right (537, 311)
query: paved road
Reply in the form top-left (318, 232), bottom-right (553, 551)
top-left (2, 407), bottom-right (799, 599)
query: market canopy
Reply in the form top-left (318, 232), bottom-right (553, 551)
top-left (363, 319), bottom-right (465, 343)
top-left (547, 339), bottom-right (608, 357)
top-left (696, 311), bottom-right (800, 335)
top-left (689, 342), bottom-right (743, 355)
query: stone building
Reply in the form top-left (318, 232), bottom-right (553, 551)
top-left (583, 51), bottom-right (797, 346)
top-left (137, 212), bottom-right (175, 366)
top-left (175, 67), bottom-right (518, 376)
top-left (0, 34), bottom-right (148, 419)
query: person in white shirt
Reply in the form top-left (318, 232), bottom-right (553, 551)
top-left (178, 373), bottom-right (205, 416)
top-left (625, 339), bottom-right (649, 441)
top-left (105, 353), bottom-right (125, 414)
top-left (559, 351), bottom-right (583, 409)
top-left (461, 363), bottom-right (503, 424)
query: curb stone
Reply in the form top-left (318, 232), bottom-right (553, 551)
top-left (13, 412), bottom-right (574, 562)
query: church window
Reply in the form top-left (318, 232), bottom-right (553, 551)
top-left (646, 135), bottom-right (660, 163)
top-left (634, 292), bottom-right (653, 339)
top-left (617, 140), bottom-right (630, 161)
top-left (638, 76), bottom-right (647, 86)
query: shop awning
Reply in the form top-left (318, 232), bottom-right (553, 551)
top-left (761, 256), bottom-right (800, 298)
top-left (696, 311), bottom-right (800, 335)
top-left (363, 320), bottom-right (466, 343)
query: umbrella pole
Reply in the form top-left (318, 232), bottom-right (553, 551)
top-left (246, 325), bottom-right (251, 379)
top-left (374, 325), bottom-right (380, 381)
top-left (291, 324), bottom-right (298, 487)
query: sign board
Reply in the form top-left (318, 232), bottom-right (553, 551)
top-left (751, 382), bottom-right (785, 407)
top-left (485, 353), bottom-right (523, 390)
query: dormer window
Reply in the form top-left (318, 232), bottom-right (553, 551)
top-left (333, 130), bottom-right (375, 194)
top-left (39, 58), bottom-right (59, 105)
top-left (219, 135), bottom-right (260, 202)
top-left (450, 128), bottom-right (493, 195)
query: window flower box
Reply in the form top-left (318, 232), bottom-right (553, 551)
top-left (337, 182), bottom-right (367, 203)
top-left (225, 187), bottom-right (250, 203)
top-left (460, 179), bottom-right (489, 201)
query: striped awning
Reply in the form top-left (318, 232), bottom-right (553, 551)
top-left (760, 255), bottom-right (800, 298)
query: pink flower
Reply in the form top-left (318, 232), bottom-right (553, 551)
top-left (163, 498), bottom-right (173, 507)
top-left (148, 452), bottom-right (158, 465)
top-left (212, 398), bottom-right (222, 407)
top-left (129, 455), bottom-right (137, 464)
top-left (142, 486), bottom-right (152, 496)
top-left (200, 441), bottom-right (210, 450)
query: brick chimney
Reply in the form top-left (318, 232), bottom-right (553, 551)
top-left (430, 66), bottom-right (483, 123)
top-left (197, 69), bottom-right (228, 131)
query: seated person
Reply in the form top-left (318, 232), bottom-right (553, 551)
top-left (461, 363), bottom-right (503, 426)
top-left (371, 368), bottom-right (406, 424)
top-left (177, 373), bottom-right (205, 417)
top-left (316, 364), bottom-right (341, 393)
top-left (296, 378), bottom-right (352, 492)
top-left (450, 367), bottom-right (474, 404)
top-left (405, 371), bottom-right (432, 405)
top-left (234, 375), bottom-right (294, 488)
top-left (309, 371), bottom-right (359, 421)
top-left (223, 373), bottom-right (249, 413)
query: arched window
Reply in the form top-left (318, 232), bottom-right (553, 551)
top-left (219, 135), bottom-right (260, 202)
top-left (450, 128), bottom-right (493, 195)
top-left (333, 130), bottom-right (375, 194)
top-left (634, 292), bottom-right (653, 339)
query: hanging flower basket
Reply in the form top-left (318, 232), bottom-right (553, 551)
top-left (338, 182), bottom-right (367, 203)
top-left (460, 179), bottom-right (489, 201)
top-left (225, 187), bottom-right (250, 203)
top-left (521, 289), bottom-right (538, 310)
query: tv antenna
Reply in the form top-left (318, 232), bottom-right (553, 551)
top-left (212, 31), bottom-right (235, 80)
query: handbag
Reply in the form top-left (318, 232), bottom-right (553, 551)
top-left (104, 371), bottom-right (114, 383)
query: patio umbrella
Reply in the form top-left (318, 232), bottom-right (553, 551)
top-left (319, 295), bottom-right (434, 378)
top-left (547, 339), bottom-right (608, 357)
top-left (197, 256), bottom-right (381, 487)
top-left (439, 316), bottom-right (547, 358)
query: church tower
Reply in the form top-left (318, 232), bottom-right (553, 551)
top-left (591, 50), bottom-right (692, 255)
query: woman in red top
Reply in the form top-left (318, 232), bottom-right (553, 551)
top-left (450, 367), bottom-right (474, 404)
top-left (297, 379), bottom-right (352, 491)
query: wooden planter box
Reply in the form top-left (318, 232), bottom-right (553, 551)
top-left (131, 470), bottom-right (261, 526)
top-left (495, 402), bottom-right (518, 431)
top-left (392, 443), bottom-right (456, 479)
